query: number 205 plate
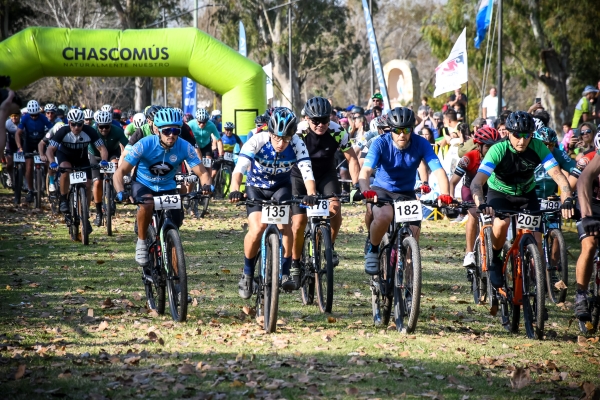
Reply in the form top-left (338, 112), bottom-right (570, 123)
top-left (307, 200), bottom-right (329, 217)
top-left (394, 200), bottom-right (423, 222)
top-left (261, 205), bottom-right (290, 224)
top-left (154, 194), bottom-right (181, 210)
top-left (516, 214), bottom-right (541, 230)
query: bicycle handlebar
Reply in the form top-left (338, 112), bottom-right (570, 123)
top-left (129, 191), bottom-right (209, 205)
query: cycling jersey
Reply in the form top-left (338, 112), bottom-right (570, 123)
top-left (18, 114), bottom-right (53, 142)
top-left (124, 135), bottom-right (201, 192)
top-left (291, 121), bottom-right (351, 180)
top-left (221, 133), bottom-right (243, 153)
top-left (89, 125), bottom-right (128, 157)
top-left (43, 122), bottom-right (67, 143)
top-left (454, 149), bottom-right (482, 188)
top-left (534, 147), bottom-right (577, 198)
top-left (6, 119), bottom-right (17, 135)
top-left (125, 124), bottom-right (196, 153)
top-left (49, 125), bottom-right (104, 159)
top-left (48, 117), bottom-right (64, 127)
top-left (124, 123), bottom-right (137, 138)
top-left (364, 133), bottom-right (443, 192)
top-left (188, 119), bottom-right (220, 149)
top-left (574, 149), bottom-right (597, 175)
top-left (478, 138), bottom-right (558, 196)
top-left (234, 131), bottom-right (314, 190)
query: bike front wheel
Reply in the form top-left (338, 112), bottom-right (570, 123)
top-left (14, 163), bottom-right (24, 204)
top-left (300, 232), bottom-right (315, 305)
top-left (393, 236), bottom-right (422, 333)
top-left (78, 187), bottom-right (90, 245)
top-left (262, 233), bottom-right (280, 333)
top-left (103, 178), bottom-right (114, 236)
top-left (545, 229), bottom-right (568, 304)
top-left (315, 226), bottom-right (334, 313)
top-left (522, 243), bottom-right (545, 340)
top-left (165, 229), bottom-right (188, 322)
top-left (34, 167), bottom-right (43, 209)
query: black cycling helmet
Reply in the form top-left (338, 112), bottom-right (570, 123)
top-left (255, 114), bottom-right (269, 125)
top-left (506, 111), bottom-right (536, 134)
top-left (304, 97), bottom-right (332, 119)
top-left (145, 105), bottom-right (163, 122)
top-left (386, 107), bottom-right (416, 129)
top-left (351, 106), bottom-right (365, 116)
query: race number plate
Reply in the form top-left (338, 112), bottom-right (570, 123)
top-left (33, 155), bottom-right (44, 164)
top-left (70, 171), bottom-right (87, 184)
top-left (223, 152), bottom-right (234, 161)
top-left (202, 158), bottom-right (213, 168)
top-left (480, 214), bottom-right (493, 225)
top-left (261, 205), bottom-right (290, 224)
top-left (13, 152), bottom-right (25, 163)
top-left (154, 194), bottom-right (181, 210)
top-left (307, 200), bottom-right (329, 217)
top-left (394, 200), bottom-right (423, 222)
top-left (540, 199), bottom-right (561, 210)
top-left (100, 162), bottom-right (116, 173)
top-left (516, 213), bottom-right (541, 231)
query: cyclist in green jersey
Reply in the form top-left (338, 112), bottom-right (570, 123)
top-left (471, 111), bottom-right (574, 288)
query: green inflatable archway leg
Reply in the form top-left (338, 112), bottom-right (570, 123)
top-left (0, 27), bottom-right (266, 135)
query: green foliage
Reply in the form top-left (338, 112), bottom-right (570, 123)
top-left (96, 0), bottom-right (190, 29)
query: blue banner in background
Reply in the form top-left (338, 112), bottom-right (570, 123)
top-left (239, 21), bottom-right (247, 57)
top-left (361, 0), bottom-right (390, 111)
top-left (182, 77), bottom-right (196, 115)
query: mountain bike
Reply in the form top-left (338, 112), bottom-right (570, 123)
top-left (539, 197), bottom-right (568, 304)
top-left (97, 160), bottom-right (118, 236)
top-left (176, 171), bottom-right (209, 219)
top-left (369, 194), bottom-right (423, 333)
top-left (299, 194), bottom-right (349, 313)
top-left (491, 209), bottom-right (546, 340)
top-left (213, 153), bottom-right (235, 199)
top-left (12, 151), bottom-right (25, 204)
top-left (130, 191), bottom-right (204, 322)
top-left (237, 198), bottom-right (303, 333)
top-left (59, 165), bottom-right (96, 245)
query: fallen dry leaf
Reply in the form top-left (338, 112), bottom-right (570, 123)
top-left (178, 363), bottom-right (195, 375)
top-left (14, 364), bottom-right (25, 380)
top-left (345, 387), bottom-right (359, 396)
top-left (554, 280), bottom-right (567, 290)
top-left (327, 316), bottom-right (337, 323)
top-left (510, 367), bottom-right (530, 389)
top-left (123, 356), bottom-right (141, 365)
top-left (97, 321), bottom-right (108, 332)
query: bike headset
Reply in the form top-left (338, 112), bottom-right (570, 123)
top-left (154, 108), bottom-right (183, 150)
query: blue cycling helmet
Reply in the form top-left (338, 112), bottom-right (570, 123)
top-left (533, 126), bottom-right (558, 144)
top-left (153, 108), bottom-right (183, 128)
top-left (268, 107), bottom-right (297, 137)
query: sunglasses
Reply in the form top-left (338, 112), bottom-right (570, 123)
top-left (160, 127), bottom-right (181, 136)
top-left (70, 122), bottom-right (84, 127)
top-left (198, 120), bottom-right (208, 124)
top-left (581, 130), bottom-right (593, 135)
top-left (310, 117), bottom-right (330, 126)
top-left (98, 124), bottom-right (111, 130)
top-left (270, 134), bottom-right (292, 143)
top-left (512, 132), bottom-right (532, 139)
top-left (391, 127), bottom-right (413, 135)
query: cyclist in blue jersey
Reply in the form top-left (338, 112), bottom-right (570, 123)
top-left (15, 100), bottom-right (55, 203)
top-left (188, 108), bottom-right (223, 181)
top-left (212, 122), bottom-right (243, 177)
top-left (358, 107), bottom-right (452, 275)
top-left (44, 104), bottom-right (63, 126)
top-left (533, 126), bottom-right (579, 198)
top-left (113, 108), bottom-right (212, 272)
top-left (228, 107), bottom-right (317, 298)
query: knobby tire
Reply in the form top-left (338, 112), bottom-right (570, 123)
top-left (315, 226), bottom-right (334, 313)
top-left (165, 229), bottom-right (188, 322)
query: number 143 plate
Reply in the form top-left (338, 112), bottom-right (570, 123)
top-left (394, 200), bottom-right (423, 222)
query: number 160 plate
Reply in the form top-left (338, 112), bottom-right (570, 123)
top-left (394, 200), bottom-right (423, 222)
top-left (261, 205), bottom-right (290, 224)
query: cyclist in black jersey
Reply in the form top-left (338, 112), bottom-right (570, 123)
top-left (290, 97), bottom-right (360, 286)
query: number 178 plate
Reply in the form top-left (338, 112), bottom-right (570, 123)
top-left (394, 200), bottom-right (423, 222)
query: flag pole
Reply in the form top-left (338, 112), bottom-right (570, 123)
top-left (497, 0), bottom-right (503, 118)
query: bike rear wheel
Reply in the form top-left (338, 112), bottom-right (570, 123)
top-left (545, 229), bottom-right (568, 304)
top-left (262, 233), bottom-right (280, 333)
top-left (394, 236), bottom-right (422, 333)
top-left (300, 232), bottom-right (315, 305)
top-left (34, 167), bottom-right (43, 208)
top-left (165, 229), bottom-right (188, 322)
top-left (200, 195), bottom-right (210, 218)
top-left (315, 226), bottom-right (334, 313)
top-left (103, 178), bottom-right (114, 236)
top-left (371, 234), bottom-right (392, 326)
top-left (78, 187), bottom-right (90, 245)
top-left (214, 167), bottom-right (226, 199)
top-left (522, 243), bottom-right (545, 340)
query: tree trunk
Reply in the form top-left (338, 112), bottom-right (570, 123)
top-left (134, 77), bottom-right (152, 112)
top-left (536, 47), bottom-right (570, 130)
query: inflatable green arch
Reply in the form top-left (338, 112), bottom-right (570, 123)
top-left (0, 27), bottom-right (266, 135)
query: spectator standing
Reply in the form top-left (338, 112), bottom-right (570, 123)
top-left (431, 112), bottom-right (443, 139)
top-left (481, 87), bottom-right (506, 124)
top-left (415, 106), bottom-right (435, 135)
top-left (572, 86), bottom-right (599, 129)
top-left (369, 93), bottom-right (384, 111)
top-left (447, 87), bottom-right (467, 120)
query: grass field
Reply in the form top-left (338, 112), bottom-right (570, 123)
top-left (0, 190), bottom-right (598, 400)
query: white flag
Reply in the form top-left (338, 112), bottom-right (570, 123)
top-left (433, 27), bottom-right (468, 97)
top-left (263, 63), bottom-right (273, 100)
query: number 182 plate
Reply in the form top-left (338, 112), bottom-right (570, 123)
top-left (394, 200), bottom-right (423, 222)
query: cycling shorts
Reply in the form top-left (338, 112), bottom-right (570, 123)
top-left (57, 151), bottom-right (92, 180)
top-left (90, 153), bottom-right (120, 181)
top-left (131, 181), bottom-right (183, 228)
top-left (23, 137), bottom-right (42, 156)
top-left (335, 150), bottom-right (348, 170)
top-left (370, 186), bottom-right (421, 228)
top-left (245, 184), bottom-right (292, 217)
top-left (291, 170), bottom-right (339, 215)
top-left (486, 188), bottom-right (540, 213)
top-left (199, 143), bottom-right (212, 158)
top-left (575, 201), bottom-right (600, 241)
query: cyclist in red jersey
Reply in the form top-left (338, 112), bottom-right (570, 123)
top-left (449, 126), bottom-right (502, 268)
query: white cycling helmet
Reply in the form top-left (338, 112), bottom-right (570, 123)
top-left (211, 109), bottom-right (221, 117)
top-left (100, 104), bottom-right (112, 112)
top-left (594, 131), bottom-right (600, 150)
top-left (132, 112), bottom-right (146, 128)
top-left (44, 103), bottom-right (57, 112)
top-left (83, 109), bottom-right (94, 119)
top-left (27, 100), bottom-right (41, 115)
top-left (195, 108), bottom-right (210, 123)
top-left (95, 110), bottom-right (112, 125)
top-left (67, 108), bottom-right (84, 123)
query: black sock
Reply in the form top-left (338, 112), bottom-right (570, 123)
top-left (60, 194), bottom-right (67, 202)
top-left (369, 242), bottom-right (379, 253)
top-left (492, 248), bottom-right (501, 259)
top-left (96, 203), bottom-right (103, 214)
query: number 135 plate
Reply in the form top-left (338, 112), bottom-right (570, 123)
top-left (394, 200), bottom-right (423, 222)
top-left (261, 205), bottom-right (290, 224)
